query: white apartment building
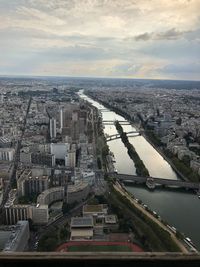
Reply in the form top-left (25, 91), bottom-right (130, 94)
top-left (50, 118), bottom-right (56, 139)
top-left (0, 148), bottom-right (15, 161)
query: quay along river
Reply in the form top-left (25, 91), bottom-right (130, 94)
top-left (78, 90), bottom-right (200, 250)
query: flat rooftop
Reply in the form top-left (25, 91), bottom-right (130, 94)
top-left (3, 221), bottom-right (29, 252)
top-left (83, 205), bottom-right (103, 213)
top-left (105, 215), bottom-right (117, 224)
top-left (71, 216), bottom-right (93, 228)
top-left (0, 231), bottom-right (11, 251)
top-left (70, 229), bottom-right (93, 239)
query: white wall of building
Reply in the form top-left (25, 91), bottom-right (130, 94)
top-left (0, 148), bottom-right (15, 161)
top-left (50, 143), bottom-right (69, 160)
top-left (50, 118), bottom-right (56, 139)
top-left (32, 205), bottom-right (49, 224)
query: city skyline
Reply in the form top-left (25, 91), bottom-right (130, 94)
top-left (0, 0), bottom-right (200, 80)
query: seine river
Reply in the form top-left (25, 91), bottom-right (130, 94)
top-left (79, 90), bottom-right (200, 250)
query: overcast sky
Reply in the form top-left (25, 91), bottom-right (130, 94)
top-left (0, 0), bottom-right (199, 80)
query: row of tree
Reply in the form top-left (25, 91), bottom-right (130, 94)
top-left (115, 121), bottom-right (150, 177)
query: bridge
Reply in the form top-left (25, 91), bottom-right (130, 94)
top-left (110, 173), bottom-right (200, 191)
top-left (106, 131), bottom-right (142, 141)
top-left (99, 108), bottom-right (110, 112)
top-left (103, 120), bottom-right (130, 125)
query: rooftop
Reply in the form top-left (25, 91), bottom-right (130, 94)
top-left (105, 215), bottom-right (117, 224)
top-left (70, 229), bottom-right (93, 238)
top-left (71, 216), bottom-right (93, 228)
top-left (83, 204), bottom-right (104, 213)
top-left (3, 221), bottom-right (29, 252)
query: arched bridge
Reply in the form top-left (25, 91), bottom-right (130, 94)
top-left (106, 131), bottom-right (142, 141)
top-left (110, 173), bottom-right (200, 191)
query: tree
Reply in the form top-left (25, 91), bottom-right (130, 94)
top-left (87, 197), bottom-right (99, 205)
top-left (62, 202), bottom-right (69, 214)
top-left (38, 237), bottom-right (58, 251)
top-left (60, 227), bottom-right (69, 240)
top-left (28, 218), bottom-right (35, 231)
top-left (62, 201), bottom-right (79, 214)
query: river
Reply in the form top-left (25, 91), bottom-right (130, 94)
top-left (78, 90), bottom-right (200, 250)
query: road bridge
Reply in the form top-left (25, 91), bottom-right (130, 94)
top-left (110, 173), bottom-right (200, 191)
top-left (99, 108), bottom-right (110, 112)
top-left (103, 120), bottom-right (130, 125)
top-left (106, 131), bottom-right (142, 141)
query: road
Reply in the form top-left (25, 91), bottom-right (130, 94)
top-left (0, 97), bottom-right (32, 211)
top-left (113, 183), bottom-right (189, 254)
top-left (93, 170), bottom-right (107, 196)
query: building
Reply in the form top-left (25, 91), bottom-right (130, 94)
top-left (70, 216), bottom-right (94, 240)
top-left (4, 205), bottom-right (32, 225)
top-left (37, 181), bottom-right (90, 205)
top-left (0, 148), bottom-right (15, 161)
top-left (4, 202), bottom-right (49, 225)
top-left (3, 221), bottom-right (30, 252)
top-left (37, 186), bottom-right (64, 206)
top-left (17, 169), bottom-right (49, 197)
top-left (20, 148), bottom-right (31, 165)
top-left (31, 152), bottom-right (55, 167)
top-left (4, 189), bottom-right (32, 225)
top-left (82, 205), bottom-right (118, 233)
top-left (0, 137), bottom-right (11, 148)
top-left (32, 204), bottom-right (49, 225)
top-left (82, 171), bottom-right (95, 185)
top-left (31, 167), bottom-right (51, 177)
top-left (83, 204), bottom-right (108, 218)
top-left (67, 181), bottom-right (90, 204)
top-left (52, 170), bottom-right (73, 186)
top-left (60, 108), bottom-right (63, 131)
top-left (50, 143), bottom-right (69, 160)
top-left (0, 177), bottom-right (4, 190)
top-left (65, 150), bottom-right (76, 168)
top-left (50, 118), bottom-right (56, 139)
top-left (0, 228), bottom-right (11, 251)
top-left (104, 215), bottom-right (118, 230)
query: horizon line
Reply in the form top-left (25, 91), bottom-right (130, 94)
top-left (0, 74), bottom-right (200, 83)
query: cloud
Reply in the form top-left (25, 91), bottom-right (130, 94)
top-left (134, 33), bottom-right (151, 41)
top-left (157, 62), bottom-right (200, 74)
top-left (110, 63), bottom-right (142, 76)
top-left (0, 0), bottom-right (200, 80)
top-left (133, 28), bottom-right (192, 41)
top-left (155, 28), bottom-right (188, 40)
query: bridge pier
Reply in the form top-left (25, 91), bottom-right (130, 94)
top-left (106, 131), bottom-right (141, 142)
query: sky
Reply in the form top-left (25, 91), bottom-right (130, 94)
top-left (0, 0), bottom-right (199, 80)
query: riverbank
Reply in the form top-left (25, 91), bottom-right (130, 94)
top-left (143, 132), bottom-right (189, 181)
top-left (111, 182), bottom-right (189, 253)
top-left (85, 91), bottom-right (195, 182)
top-left (80, 90), bottom-right (200, 250)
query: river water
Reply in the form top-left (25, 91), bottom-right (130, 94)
top-left (79, 90), bottom-right (200, 250)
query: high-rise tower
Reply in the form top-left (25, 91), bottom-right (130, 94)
top-left (60, 108), bottom-right (63, 131)
top-left (50, 118), bottom-right (56, 139)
